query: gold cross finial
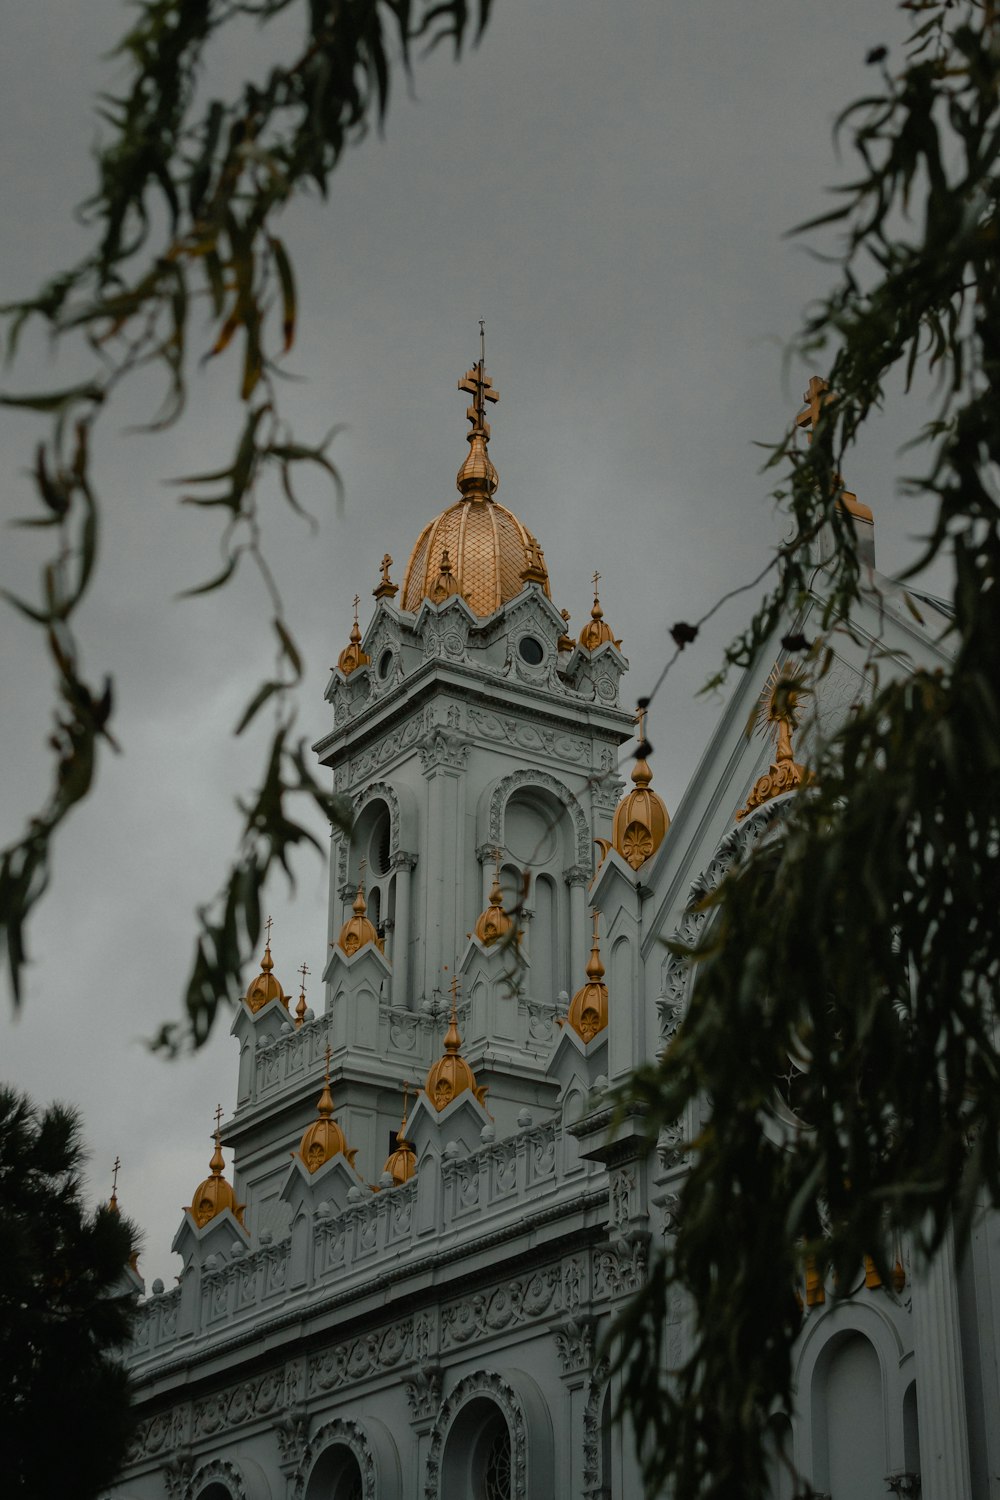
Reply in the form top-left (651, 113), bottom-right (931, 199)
top-left (795, 376), bottom-right (833, 442)
top-left (458, 329), bottom-right (499, 440)
top-left (214, 1103), bottom-right (223, 1139)
top-left (298, 961), bottom-right (310, 990)
top-left (401, 1079), bottom-right (411, 1121)
top-left (357, 857), bottom-right (367, 891)
top-left (264, 914), bottom-right (274, 946)
top-left (324, 1042), bottom-right (332, 1082)
top-left (634, 702), bottom-right (647, 741)
top-left (380, 554), bottom-right (393, 586)
top-left (111, 1155), bottom-right (121, 1193)
top-left (352, 593), bottom-right (360, 623)
top-left (592, 570), bottom-right (601, 596)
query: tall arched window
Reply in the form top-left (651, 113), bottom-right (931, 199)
top-left (441, 1395), bottom-right (512, 1499)
top-left (501, 786), bottom-right (573, 999)
top-left (304, 1442), bottom-right (364, 1500)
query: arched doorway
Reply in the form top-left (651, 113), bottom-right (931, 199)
top-left (303, 1442), bottom-right (364, 1500)
top-left (441, 1395), bottom-right (513, 1499)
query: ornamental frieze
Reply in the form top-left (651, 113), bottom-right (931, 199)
top-left (467, 705), bottom-right (591, 765)
top-left (192, 1362), bottom-right (297, 1438)
top-left (307, 1318), bottom-right (414, 1396)
top-left (439, 1264), bottom-right (563, 1348)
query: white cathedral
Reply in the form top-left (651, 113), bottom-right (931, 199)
top-left (112, 353), bottom-right (993, 1500)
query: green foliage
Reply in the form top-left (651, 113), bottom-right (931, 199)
top-left (614, 4), bottom-right (1000, 1496)
top-left (0, 0), bottom-right (492, 1047)
top-left (0, 1086), bottom-right (140, 1497)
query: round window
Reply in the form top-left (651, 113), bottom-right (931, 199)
top-left (517, 636), bottom-right (544, 666)
top-left (377, 649), bottom-right (393, 680)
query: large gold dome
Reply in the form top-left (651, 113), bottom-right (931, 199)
top-left (401, 492), bottom-right (551, 617)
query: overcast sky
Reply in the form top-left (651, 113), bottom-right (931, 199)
top-left (0, 1), bottom-right (935, 1287)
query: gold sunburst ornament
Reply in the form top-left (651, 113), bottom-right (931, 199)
top-left (736, 663), bottom-right (811, 820)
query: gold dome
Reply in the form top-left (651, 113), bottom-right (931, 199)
top-left (425, 983), bottom-right (488, 1112)
top-left (400, 346), bottom-right (552, 618)
top-left (337, 595), bottom-right (371, 677)
top-left (612, 706), bottom-right (669, 869)
top-left (188, 1112), bottom-right (245, 1228)
top-left (382, 1085), bottom-right (416, 1186)
top-left (298, 1046), bottom-right (357, 1173)
top-left (578, 574), bottom-right (621, 653)
top-left (566, 912), bottom-right (609, 1044)
top-left (336, 874), bottom-right (384, 957)
top-left (245, 923), bottom-right (289, 1013)
top-left (474, 855), bottom-right (516, 948)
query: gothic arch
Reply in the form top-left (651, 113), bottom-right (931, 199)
top-left (486, 769), bottom-right (592, 869)
top-left (424, 1368), bottom-right (552, 1500)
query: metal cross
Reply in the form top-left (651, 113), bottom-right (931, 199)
top-left (380, 553), bottom-right (393, 586)
top-left (458, 330), bottom-right (499, 438)
top-left (352, 593), bottom-right (360, 622)
top-left (634, 702), bottom-right (647, 741)
top-left (795, 376), bottom-right (833, 442)
top-left (298, 961), bottom-right (310, 991)
top-left (111, 1155), bottom-right (121, 1193)
top-left (592, 570), bottom-right (601, 596)
top-left (324, 1042), bottom-right (332, 1078)
top-left (214, 1103), bottom-right (223, 1136)
top-left (264, 914), bottom-right (274, 945)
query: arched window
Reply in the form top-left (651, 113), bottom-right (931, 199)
top-left (501, 786), bottom-right (573, 998)
top-left (812, 1331), bottom-right (886, 1500)
top-left (441, 1395), bottom-right (512, 1499)
top-left (304, 1442), bottom-right (364, 1500)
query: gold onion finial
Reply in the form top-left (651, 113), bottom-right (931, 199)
top-left (474, 849), bottom-right (516, 948)
top-left (564, 911), bottom-right (609, 1044)
top-left (456, 322), bottom-right (500, 500)
top-left (612, 702), bottom-right (670, 869)
top-left (578, 570), bottom-right (621, 652)
top-left (187, 1105), bottom-right (245, 1228)
top-left (245, 916), bottom-right (289, 1013)
top-left (425, 973), bottom-right (488, 1112)
top-left (335, 860), bottom-right (384, 956)
top-left (297, 1043), bottom-right (357, 1172)
top-left (338, 593), bottom-right (371, 677)
top-left (736, 664), bottom-right (811, 820)
top-left (383, 1081), bottom-right (416, 1185)
top-left (794, 375), bottom-right (873, 524)
top-left (295, 961), bottom-right (310, 1029)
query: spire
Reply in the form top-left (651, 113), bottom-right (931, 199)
top-left (456, 323), bottom-right (500, 501)
top-left (736, 664), bottom-right (811, 820)
top-left (295, 961), bottom-right (310, 1029)
top-left (335, 860), bottom-right (384, 956)
top-left (382, 1082), bottom-right (416, 1186)
top-left (297, 1044), bottom-right (357, 1172)
top-left (612, 700), bottom-right (670, 869)
top-left (425, 973), bottom-right (488, 1111)
top-left (337, 593), bottom-right (372, 677)
top-left (245, 916), bottom-right (289, 1013)
top-left (108, 1154), bottom-right (121, 1214)
top-left (578, 570), bottom-right (620, 652)
top-left (474, 849), bottom-right (516, 948)
top-left (187, 1106), bottom-right (245, 1228)
top-left (565, 911), bottom-right (609, 1044)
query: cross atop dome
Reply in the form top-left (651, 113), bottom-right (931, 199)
top-left (457, 320), bottom-right (499, 440)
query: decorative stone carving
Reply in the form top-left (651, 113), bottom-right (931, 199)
top-left (403, 1364), bottom-right (443, 1424)
top-left (418, 725), bottom-right (469, 772)
top-left (425, 1371), bottom-right (528, 1500)
top-left (274, 1408), bottom-right (310, 1471)
top-left (307, 1320), bottom-right (413, 1395)
top-left (191, 1363), bottom-right (300, 1441)
top-left (292, 1417), bottom-right (377, 1500)
top-left (554, 1316), bottom-right (595, 1375)
top-left (440, 1265), bottom-right (562, 1348)
top-left (184, 1457), bottom-right (249, 1500)
top-left (489, 768), bottom-right (593, 868)
top-left (609, 1167), bottom-right (636, 1230)
top-left (467, 706), bottom-right (591, 766)
top-left (349, 715), bottom-right (424, 783)
top-left (582, 1357), bottom-right (611, 1499)
top-left (593, 1235), bottom-right (648, 1299)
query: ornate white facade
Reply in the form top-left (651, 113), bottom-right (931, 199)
top-left (113, 371), bottom-right (997, 1500)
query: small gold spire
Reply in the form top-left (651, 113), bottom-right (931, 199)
top-left (736, 664), bottom-right (811, 820)
top-left (187, 1106), bottom-right (245, 1228)
top-left (612, 702), bottom-right (670, 869)
top-left (794, 375), bottom-right (873, 524)
top-left (297, 1044), bottom-right (357, 1172)
top-left (578, 571), bottom-right (621, 652)
top-left (456, 326), bottom-right (500, 501)
top-left (429, 548), bottom-right (462, 605)
top-left (334, 861), bottom-right (384, 956)
top-left (245, 917), bottom-right (289, 1013)
top-left (337, 593), bottom-right (372, 677)
top-left (474, 850), bottom-right (516, 948)
top-left (373, 552), bottom-right (398, 601)
top-left (425, 974), bottom-right (488, 1111)
top-left (295, 962), bottom-right (310, 1029)
top-left (564, 911), bottom-right (609, 1044)
top-left (383, 1081), bottom-right (416, 1186)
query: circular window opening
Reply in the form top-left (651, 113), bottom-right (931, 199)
top-left (517, 636), bottom-right (544, 666)
top-left (377, 649), bottom-right (393, 680)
